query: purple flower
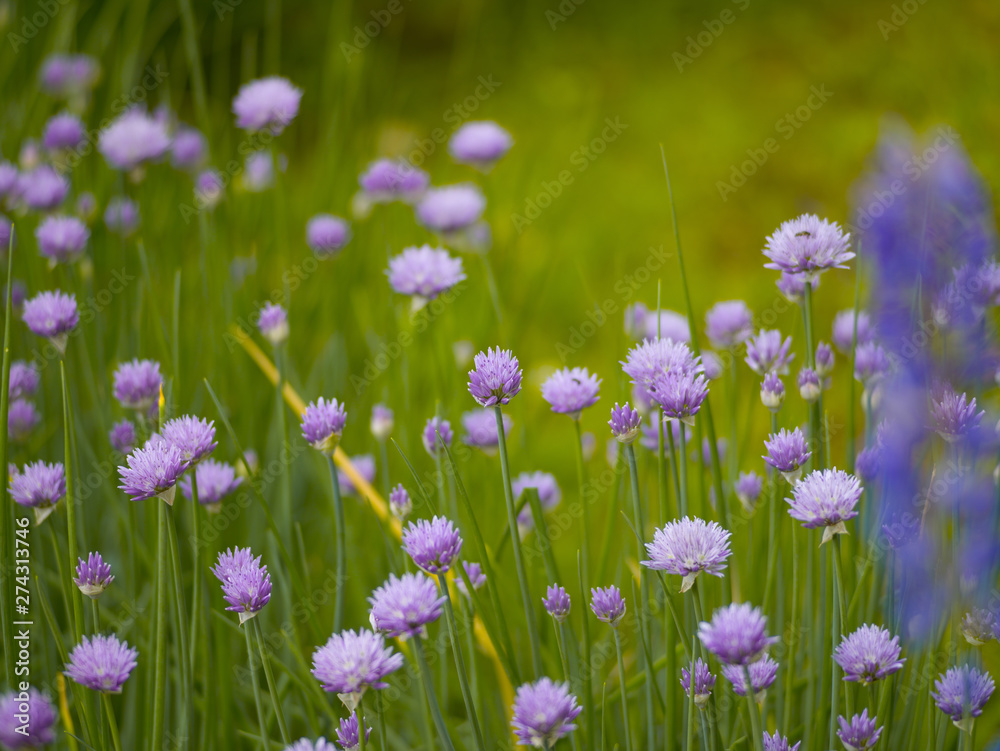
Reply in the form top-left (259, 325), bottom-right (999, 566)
top-left (39, 53), bottom-right (99, 98)
top-left (930, 385), bottom-right (984, 442)
top-left (722, 655), bottom-right (779, 697)
top-left (797, 367), bottom-right (821, 402)
top-left (402, 516), bottom-right (463, 574)
top-left (0, 215), bottom-right (13, 254)
top-left (832, 310), bottom-right (875, 353)
top-left (763, 428), bottom-right (811, 481)
top-left (590, 585), bottom-right (626, 627)
top-left (301, 397), bottom-right (348, 454)
top-left (462, 407), bottom-right (511, 454)
top-left (10, 461), bottom-right (65, 524)
top-left (961, 609), bottom-right (996, 646)
top-left (178, 459), bottom-right (242, 510)
top-left (9, 361), bottom-right (39, 400)
top-left (816, 341), bottom-right (835, 376)
top-left (258, 302), bottom-right (289, 345)
top-left (705, 300), bottom-right (753, 349)
top-left (359, 159), bottom-right (429, 203)
top-left (468, 347), bottom-right (522, 407)
top-left (336, 714), bottom-right (371, 751)
top-left (648, 369), bottom-right (709, 425)
top-left (541, 367), bottom-right (601, 418)
top-left (18, 166), bottom-right (69, 210)
top-left (456, 561), bottom-right (486, 597)
top-left (8, 400), bottom-right (40, 443)
top-left (511, 678), bottom-right (581, 748)
top-left (162, 415), bottom-right (217, 469)
top-left (416, 184), bottom-right (486, 234)
top-left (170, 127), bottom-right (207, 170)
top-left (763, 731), bottom-right (801, 751)
top-left (242, 151), bottom-right (276, 191)
top-left (421, 417), bottom-right (453, 455)
top-left (644, 310), bottom-right (691, 342)
top-left (73, 552), bottom-right (114, 598)
top-left (853, 342), bottom-right (890, 385)
top-left (104, 196), bottom-right (140, 236)
top-left (543, 585), bottom-right (571, 621)
top-left (449, 121), bottom-right (513, 169)
top-left (0, 687), bottom-right (57, 747)
top-left (834, 624), bottom-right (905, 685)
top-left (763, 214), bottom-right (853, 280)
top-left (109, 419), bottom-right (137, 454)
top-left (284, 740), bottom-right (336, 751)
top-left (23, 290), bottom-right (78, 351)
top-left (195, 169), bottom-right (225, 209)
top-left (386, 245), bottom-right (465, 303)
top-left (42, 112), bottom-right (85, 151)
top-left (389, 484), bottom-right (412, 521)
top-left (75, 191), bottom-right (97, 220)
top-left (98, 109), bottom-right (171, 171)
top-left (735, 471), bottom-right (764, 513)
top-left (622, 338), bottom-right (700, 405)
top-left (640, 414), bottom-right (690, 452)
top-left (787, 469), bottom-right (863, 543)
top-left (66, 634), bottom-right (138, 693)
top-left (212, 547), bottom-right (272, 623)
top-left (609, 402), bottom-right (643, 444)
top-left (113, 358), bottom-right (162, 411)
top-left (642, 516), bottom-right (732, 591)
top-left (760, 371), bottom-right (785, 412)
top-left (932, 665), bottom-right (995, 729)
top-left (513, 471), bottom-right (561, 529)
top-left (118, 439), bottom-right (185, 504)
top-left (368, 572), bottom-right (445, 639)
top-left (310, 629), bottom-right (403, 696)
top-left (370, 404), bottom-right (394, 442)
top-left (306, 214), bottom-right (351, 258)
top-left (701, 350), bottom-right (724, 380)
top-left (836, 710), bottom-right (883, 751)
top-left (745, 330), bottom-right (794, 375)
top-left (776, 271), bottom-right (818, 303)
top-left (680, 658), bottom-right (716, 708)
top-left (232, 76), bottom-right (302, 134)
top-left (855, 444), bottom-right (881, 483)
top-left (698, 602), bottom-right (775, 665)
top-left (337, 455), bottom-right (375, 497)
top-left (0, 163), bottom-right (17, 198)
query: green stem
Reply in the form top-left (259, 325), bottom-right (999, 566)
top-left (685, 637), bottom-right (696, 751)
top-left (437, 574), bottom-right (486, 751)
top-left (189, 473), bottom-right (202, 695)
top-left (359, 709), bottom-right (368, 751)
top-left (253, 617), bottom-right (290, 745)
top-left (578, 551), bottom-right (595, 751)
top-left (150, 500), bottom-right (167, 751)
top-left (783, 523), bottom-right (799, 736)
top-left (678, 421), bottom-right (689, 516)
top-left (613, 629), bottom-right (633, 751)
top-left (60, 361), bottom-right (83, 642)
top-left (327, 457), bottom-right (346, 632)
top-left (376, 691), bottom-right (387, 751)
top-left (573, 419), bottom-right (590, 598)
top-left (245, 622), bottom-right (271, 751)
top-left (102, 694), bottom-right (123, 751)
top-left (744, 666), bottom-right (764, 751)
top-left (412, 637), bottom-right (457, 751)
top-left (625, 444), bottom-right (654, 751)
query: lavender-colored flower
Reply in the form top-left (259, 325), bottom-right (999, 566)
top-left (416, 184), bottom-right (486, 234)
top-left (42, 112), bottom-right (85, 151)
top-left (402, 516), bottom-right (462, 574)
top-left (0, 163), bottom-right (17, 198)
top-left (109, 419), bottom-right (137, 454)
top-left (511, 678), bottom-right (581, 748)
top-left (178, 459), bottom-right (242, 510)
top-left (258, 302), bottom-right (289, 345)
top-left (836, 710), bottom-right (883, 750)
top-left (421, 417), bottom-right (453, 455)
top-left (370, 404), bottom-right (394, 442)
top-left (311, 629), bottom-right (403, 697)
top-left (680, 658), bottom-right (716, 708)
top-left (701, 350), bottom-right (724, 380)
top-left (735, 471), bottom-right (764, 513)
top-left (798, 367), bottom-right (821, 402)
top-left (648, 369), bottom-right (709, 424)
top-left (75, 192), bottom-right (97, 221)
top-left (609, 402), bottom-right (643, 444)
top-left (763, 214), bottom-right (853, 280)
top-left (698, 602), bottom-right (775, 665)
top-left (335, 714), bottom-right (371, 751)
top-left (456, 561), bottom-right (486, 597)
top-left (388, 484), bottom-right (412, 521)
top-left (195, 169), bottom-right (224, 209)
top-left (705, 300), bottom-right (753, 349)
top-left (763, 731), bottom-right (801, 751)
top-left (776, 271), bottom-right (818, 303)
top-left (8, 400), bottom-right (40, 443)
top-left (118, 439), bottom-right (185, 504)
top-left (621, 338), bottom-right (700, 403)
top-left (98, 109), bottom-right (171, 171)
top-left (722, 656), bottom-right (779, 697)
top-left (590, 585), bottom-right (626, 627)
top-left (284, 739), bottom-right (336, 751)
top-left (73, 552), bottom-right (114, 598)
top-left (832, 310), bottom-right (875, 353)
top-left (0, 687), bottom-right (57, 747)
top-left (359, 159), bottom-right (429, 203)
top-left (462, 407), bottom-right (511, 454)
top-left (242, 151), bottom-right (276, 191)
top-left (644, 309), bottom-right (691, 342)
top-left (760, 371), bottom-right (785, 412)
top-left (306, 214), bottom-right (351, 258)
top-left (930, 386), bottom-right (984, 442)
top-left (855, 444), bottom-right (881, 483)
top-left (170, 127), bottom-right (207, 170)
top-left (961, 609), bottom-right (997, 646)
top-left (543, 585), bottom-right (571, 622)
top-left (10, 461), bottom-right (65, 524)
top-left (39, 53), bottom-right (99, 98)
top-left (541, 367), bottom-right (601, 418)
top-left (449, 121), bottom-right (513, 169)
top-left (18, 166), bottom-right (69, 210)
top-left (815, 342), bottom-right (835, 376)
top-left (66, 635), bottom-right (138, 693)
top-left (104, 196), bottom-right (140, 236)
top-left (386, 245), bottom-right (465, 303)
top-left (763, 428), bottom-right (811, 482)
top-left (113, 358), bottom-right (162, 411)
top-left (23, 290), bottom-right (78, 351)
top-left (787, 469), bottom-right (863, 543)
top-left (932, 665), bottom-right (995, 729)
top-left (834, 624), bottom-right (904, 684)
top-left (853, 342), bottom-right (890, 385)
top-left (514, 471), bottom-right (561, 529)
top-left (212, 547), bottom-right (272, 623)
top-left (745, 330), bottom-right (794, 375)
top-left (162, 415), bottom-right (217, 469)
top-left (468, 347), bottom-right (522, 407)
top-left (301, 397), bottom-right (348, 454)
top-left (0, 215), bottom-right (13, 254)
top-left (233, 76), bottom-right (302, 134)
top-left (8, 361), bottom-right (39, 400)
top-left (337, 455), bottom-right (375, 497)
top-left (642, 516), bottom-right (732, 591)
top-left (368, 572), bottom-right (444, 639)
top-left (640, 414), bottom-right (691, 452)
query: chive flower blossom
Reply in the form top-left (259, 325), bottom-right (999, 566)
top-left (258, 302), bottom-right (289, 345)
top-left (337, 455), bottom-right (375, 497)
top-left (745, 329), bottom-right (794, 375)
top-left (609, 402), bottom-right (643, 444)
top-left (468, 347), bottom-right (522, 406)
top-left (104, 196), bottom-right (140, 236)
top-left (65, 635), bottom-right (138, 693)
top-left (284, 740), bottom-right (336, 751)
top-left (648, 369), bottom-right (709, 425)
top-left (310, 629), bottom-right (404, 697)
top-left (386, 245), bottom-right (465, 303)
top-left (455, 561), bottom-right (486, 597)
top-left (301, 397), bottom-right (348, 454)
top-left (109, 419), bottom-right (137, 454)
top-left (961, 609), bottom-right (997, 646)
top-left (370, 404), bottom-right (394, 442)
top-left (721, 656), bottom-right (779, 698)
top-left (358, 159), bottom-right (429, 203)
top-left (10, 461), bottom-right (66, 524)
top-left (590, 585), bottom-right (626, 627)
top-left (449, 121), bottom-right (513, 169)
top-left (836, 710), bottom-right (883, 751)
top-left (735, 471), bottom-right (764, 513)
top-left (815, 341), bottom-right (835, 376)
top-left (541, 366), bottom-right (601, 418)
top-left (8, 361), bottom-right (39, 400)
top-left (368, 572), bottom-right (445, 639)
top-left (179, 459), bottom-right (243, 512)
top-left (853, 342), bottom-right (890, 386)
top-left (73, 552), bottom-right (114, 598)
top-left (513, 471), bottom-right (561, 529)
top-left (834, 624), bottom-right (905, 684)
top-left (118, 439), bottom-right (185, 504)
top-left (680, 658), bottom-right (716, 708)
top-left (462, 407), bottom-right (511, 454)
top-left (0, 687), bottom-right (57, 747)
top-left (162, 415), bottom-right (217, 469)
top-left (421, 417), bottom-right (453, 455)
top-left (35, 215), bottom-right (88, 264)
top-left (621, 338), bottom-right (700, 402)
top-left (763, 732), bottom-right (801, 751)
top-left (763, 427), bottom-right (812, 482)
top-left (39, 53), bottom-right (99, 99)
top-left (112, 358), bottom-right (162, 411)
top-left (932, 665), bottom-right (995, 730)
top-left (232, 76), bottom-right (302, 134)
top-left (388, 484), bottom-right (412, 521)
top-left (23, 291), bottom-right (78, 352)
top-left (930, 385), bottom-right (984, 443)
top-left (401, 516), bottom-right (463, 575)
top-left (306, 214), bottom-right (351, 258)
top-left (416, 184), bottom-right (486, 234)
top-left (336, 715), bottom-right (371, 751)
top-left (510, 677), bottom-right (581, 748)
top-left (705, 300), bottom-right (753, 349)
top-left (18, 166), bottom-right (69, 210)
top-left (212, 547), bottom-right (272, 623)
top-left (543, 585), bottom-right (571, 622)
top-left (170, 127), bottom-right (207, 171)
top-left (642, 516), bottom-right (732, 592)
top-left (8, 400), bottom-right (39, 443)
top-left (776, 270), bottom-right (818, 303)
top-left (798, 367), bottom-right (821, 402)
top-left (832, 310), bottom-right (875, 353)
top-left (762, 214), bottom-right (853, 280)
top-left (787, 469), bottom-right (863, 543)
top-left (698, 602), bottom-right (775, 665)
top-left (97, 109), bottom-right (171, 171)
top-left (761, 371), bottom-right (785, 412)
